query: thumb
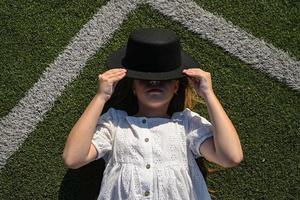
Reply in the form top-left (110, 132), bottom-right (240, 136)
top-left (187, 77), bottom-right (197, 88)
top-left (112, 81), bottom-right (119, 91)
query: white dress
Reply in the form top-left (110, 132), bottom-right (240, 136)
top-left (92, 107), bottom-right (214, 200)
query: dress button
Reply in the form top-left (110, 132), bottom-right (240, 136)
top-left (142, 119), bottom-right (146, 123)
top-left (146, 164), bottom-right (150, 169)
top-left (145, 138), bottom-right (149, 142)
top-left (144, 191), bottom-right (150, 196)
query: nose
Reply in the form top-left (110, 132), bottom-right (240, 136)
top-left (149, 80), bottom-right (160, 86)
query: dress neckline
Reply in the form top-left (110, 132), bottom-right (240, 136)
top-left (124, 109), bottom-right (187, 120)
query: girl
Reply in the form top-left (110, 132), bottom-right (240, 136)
top-left (62, 28), bottom-right (243, 199)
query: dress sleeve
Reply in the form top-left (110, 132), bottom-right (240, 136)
top-left (184, 109), bottom-right (214, 158)
top-left (91, 108), bottom-right (117, 160)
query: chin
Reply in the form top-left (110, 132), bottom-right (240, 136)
top-left (141, 99), bottom-right (169, 109)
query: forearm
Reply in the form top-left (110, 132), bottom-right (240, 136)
top-left (204, 92), bottom-right (243, 166)
top-left (62, 94), bottom-right (107, 166)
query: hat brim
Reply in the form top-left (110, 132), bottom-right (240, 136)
top-left (106, 46), bottom-right (199, 80)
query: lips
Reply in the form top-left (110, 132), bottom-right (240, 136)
top-left (147, 88), bottom-right (163, 93)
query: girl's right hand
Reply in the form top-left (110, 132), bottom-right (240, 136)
top-left (97, 68), bottom-right (127, 101)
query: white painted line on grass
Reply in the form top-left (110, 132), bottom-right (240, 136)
top-left (147, 0), bottom-right (300, 91)
top-left (0, 0), bottom-right (142, 169)
top-left (1, 0), bottom-right (299, 170)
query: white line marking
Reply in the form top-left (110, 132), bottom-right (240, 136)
top-left (147, 0), bottom-right (300, 91)
top-left (1, 0), bottom-right (299, 170)
top-left (0, 0), bottom-right (141, 169)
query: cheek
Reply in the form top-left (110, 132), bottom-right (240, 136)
top-left (163, 86), bottom-right (177, 98)
top-left (135, 85), bottom-right (145, 95)
top-left (169, 82), bottom-right (179, 92)
top-left (133, 81), bottom-right (142, 92)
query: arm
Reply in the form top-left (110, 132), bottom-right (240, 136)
top-left (201, 91), bottom-right (243, 167)
top-left (183, 68), bottom-right (243, 168)
top-left (62, 94), bottom-right (107, 169)
top-left (62, 68), bottom-right (126, 169)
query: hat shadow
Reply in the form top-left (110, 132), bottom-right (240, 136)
top-left (58, 159), bottom-right (105, 200)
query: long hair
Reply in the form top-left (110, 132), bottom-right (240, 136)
top-left (101, 76), bottom-right (219, 198)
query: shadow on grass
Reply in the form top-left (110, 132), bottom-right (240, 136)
top-left (58, 159), bottom-right (106, 200)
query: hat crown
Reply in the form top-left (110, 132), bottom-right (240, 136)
top-left (121, 28), bottom-right (182, 73)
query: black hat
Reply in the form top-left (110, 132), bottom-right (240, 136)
top-left (106, 27), bottom-right (199, 80)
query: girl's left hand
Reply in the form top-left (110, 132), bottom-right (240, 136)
top-left (182, 68), bottom-right (214, 99)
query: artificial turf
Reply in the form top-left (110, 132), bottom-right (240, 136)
top-left (0, 1), bottom-right (299, 199)
top-left (0, 0), bottom-right (109, 118)
top-left (194, 0), bottom-right (300, 60)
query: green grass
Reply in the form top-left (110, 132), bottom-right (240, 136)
top-left (194, 0), bottom-right (300, 60)
top-left (0, 1), bottom-right (299, 200)
top-left (0, 0), bottom-right (109, 118)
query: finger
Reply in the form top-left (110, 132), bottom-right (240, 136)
top-left (112, 75), bottom-right (124, 89)
top-left (185, 71), bottom-right (200, 79)
top-left (100, 68), bottom-right (126, 77)
top-left (107, 70), bottom-right (127, 78)
top-left (105, 68), bottom-right (126, 76)
top-left (187, 77), bottom-right (196, 88)
top-left (182, 68), bottom-right (197, 75)
top-left (106, 71), bottom-right (127, 80)
top-left (183, 68), bottom-right (206, 73)
top-left (109, 72), bottom-right (127, 82)
top-left (183, 68), bottom-right (206, 77)
top-left (100, 70), bottom-right (126, 80)
top-left (105, 68), bottom-right (126, 75)
top-left (184, 72), bottom-right (202, 80)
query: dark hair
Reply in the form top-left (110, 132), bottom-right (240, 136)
top-left (101, 76), bottom-right (220, 197)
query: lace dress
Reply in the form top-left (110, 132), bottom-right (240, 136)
top-left (91, 107), bottom-right (214, 200)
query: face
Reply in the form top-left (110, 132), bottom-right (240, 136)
top-left (132, 79), bottom-right (179, 109)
